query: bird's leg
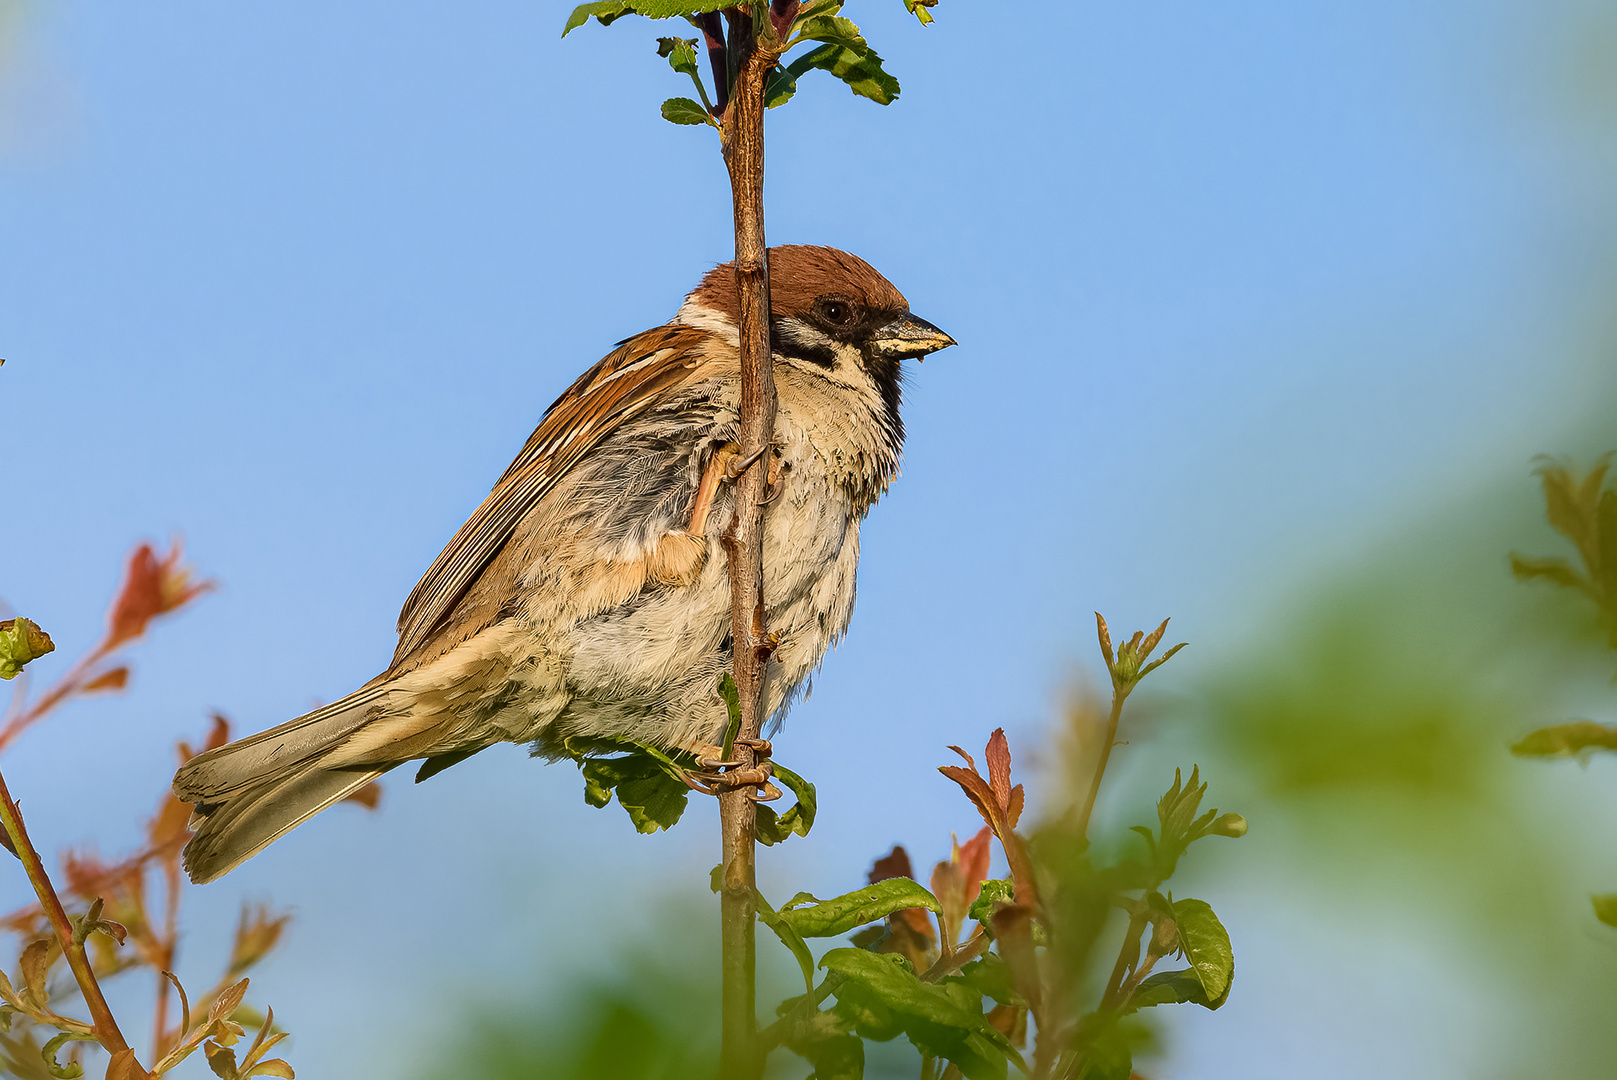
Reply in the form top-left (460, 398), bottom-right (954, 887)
top-left (688, 441), bottom-right (740, 538)
top-left (647, 442), bottom-right (738, 586)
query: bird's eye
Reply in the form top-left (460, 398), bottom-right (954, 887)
top-left (819, 299), bottom-right (854, 325)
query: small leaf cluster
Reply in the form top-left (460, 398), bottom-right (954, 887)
top-left (0, 544), bottom-right (342, 1079)
top-left (1128, 766), bottom-right (1246, 883)
top-left (714, 616), bottom-right (1246, 1079)
top-left (1508, 454), bottom-right (1617, 929)
top-left (565, 0), bottom-right (933, 128)
top-left (725, 611), bottom-right (1242, 1080)
top-left (0, 620), bottom-right (54, 682)
top-left (1509, 455), bottom-right (1617, 647)
top-left (562, 676), bottom-right (815, 845)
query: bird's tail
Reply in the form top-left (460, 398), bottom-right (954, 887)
top-left (174, 685), bottom-right (395, 884)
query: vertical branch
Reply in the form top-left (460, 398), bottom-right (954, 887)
top-left (716, 10), bottom-right (782, 1080)
top-left (0, 766), bottom-right (135, 1061)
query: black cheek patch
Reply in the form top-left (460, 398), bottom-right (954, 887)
top-left (771, 325), bottom-right (838, 369)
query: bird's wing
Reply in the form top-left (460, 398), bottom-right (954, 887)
top-left (392, 324), bottom-right (718, 663)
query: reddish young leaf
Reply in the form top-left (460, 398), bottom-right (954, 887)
top-left (867, 846), bottom-right (913, 884)
top-left (866, 846), bottom-right (935, 958)
top-left (81, 666), bottom-right (131, 693)
top-left (955, 827), bottom-right (992, 905)
top-left (985, 728), bottom-right (1013, 814)
top-left (939, 756), bottom-right (1000, 834)
top-left (106, 540), bottom-right (215, 649)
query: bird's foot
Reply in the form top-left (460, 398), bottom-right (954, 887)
top-left (682, 740), bottom-right (781, 801)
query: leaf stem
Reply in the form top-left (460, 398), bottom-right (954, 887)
top-left (1075, 688), bottom-right (1126, 843)
top-left (920, 926), bottom-right (989, 982)
top-left (0, 764), bottom-right (135, 1062)
top-left (1098, 912), bottom-right (1147, 1012)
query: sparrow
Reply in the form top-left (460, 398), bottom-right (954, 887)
top-left (173, 245), bottom-right (955, 883)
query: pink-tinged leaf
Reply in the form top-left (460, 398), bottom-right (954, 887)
top-left (957, 827), bottom-right (992, 903)
top-left (946, 745), bottom-right (977, 772)
top-left (985, 729), bottom-right (1013, 817)
top-left (1008, 784), bottom-right (1024, 829)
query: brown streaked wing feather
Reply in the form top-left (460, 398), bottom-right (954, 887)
top-left (392, 325), bottom-right (712, 664)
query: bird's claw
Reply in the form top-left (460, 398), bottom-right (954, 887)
top-left (724, 443), bottom-right (770, 480)
top-left (682, 740), bottom-right (779, 800)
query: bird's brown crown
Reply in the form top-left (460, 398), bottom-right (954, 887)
top-left (688, 245), bottom-right (910, 323)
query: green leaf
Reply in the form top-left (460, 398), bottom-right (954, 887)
top-left (756, 889), bottom-right (817, 993)
top-left (1171, 897), bottom-right (1233, 1006)
top-left (781, 879), bottom-right (941, 938)
top-left (1510, 721), bottom-right (1617, 758)
top-left (788, 42), bottom-right (900, 105)
top-left (563, 1), bottom-right (632, 35)
top-left (562, 0), bottom-right (735, 36)
top-left (579, 754), bottom-right (690, 831)
top-left (629, 0), bottom-right (735, 16)
top-left (953, 954), bottom-right (1020, 1007)
top-left (719, 673), bottom-right (742, 756)
top-left (903, 0), bottom-right (939, 25)
top-left (820, 951), bottom-right (979, 1038)
top-left (756, 763), bottom-right (817, 845)
top-left (1126, 968), bottom-right (1219, 1011)
top-left (660, 96), bottom-right (713, 126)
top-left (0, 618), bottom-right (55, 681)
top-left (1508, 553), bottom-right (1591, 594)
top-left (777, 1004), bottom-right (864, 1080)
top-left (968, 879), bottom-right (1013, 926)
top-left (656, 35), bottom-right (701, 77)
top-left (764, 65), bottom-right (799, 108)
top-left (822, 951), bottom-right (1014, 1080)
top-left (1078, 1019), bottom-right (1132, 1080)
top-left (41, 1032), bottom-right (95, 1080)
top-left (792, 13), bottom-right (868, 48)
top-left (1594, 894), bottom-right (1617, 927)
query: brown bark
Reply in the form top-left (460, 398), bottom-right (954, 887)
top-left (716, 13), bottom-right (782, 1080)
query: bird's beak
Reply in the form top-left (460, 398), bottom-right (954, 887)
top-left (870, 313), bottom-right (957, 362)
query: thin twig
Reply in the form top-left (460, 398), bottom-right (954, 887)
top-left (920, 927), bottom-right (990, 982)
top-left (716, 13), bottom-right (784, 1080)
top-left (0, 639), bottom-right (114, 755)
top-left (0, 764), bottom-right (135, 1061)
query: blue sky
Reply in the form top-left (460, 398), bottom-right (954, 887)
top-left (4, 1), bottom-right (1616, 1076)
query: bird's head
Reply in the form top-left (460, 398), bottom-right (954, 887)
top-left (679, 244), bottom-right (956, 384)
